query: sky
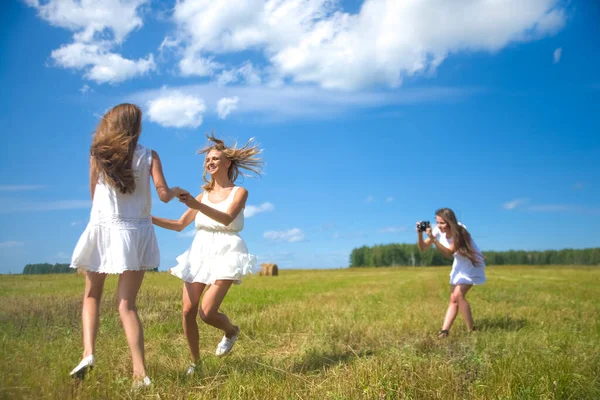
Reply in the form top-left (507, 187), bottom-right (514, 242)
top-left (0, 0), bottom-right (599, 274)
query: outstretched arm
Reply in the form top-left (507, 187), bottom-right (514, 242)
top-left (150, 150), bottom-right (185, 203)
top-left (152, 195), bottom-right (201, 232)
top-left (179, 188), bottom-right (248, 226)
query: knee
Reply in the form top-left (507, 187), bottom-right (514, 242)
top-left (199, 307), bottom-right (216, 323)
top-left (450, 294), bottom-right (462, 304)
top-left (118, 300), bottom-right (136, 315)
top-left (183, 304), bottom-right (199, 320)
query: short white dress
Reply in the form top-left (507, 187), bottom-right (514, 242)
top-left (433, 225), bottom-right (486, 285)
top-left (170, 186), bottom-right (256, 285)
top-left (70, 144), bottom-right (160, 274)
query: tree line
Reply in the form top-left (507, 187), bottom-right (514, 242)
top-left (22, 263), bottom-right (159, 274)
top-left (349, 244), bottom-right (600, 267)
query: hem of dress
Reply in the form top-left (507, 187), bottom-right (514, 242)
top-left (70, 264), bottom-right (159, 275)
top-left (169, 269), bottom-right (243, 285)
top-left (449, 279), bottom-right (487, 286)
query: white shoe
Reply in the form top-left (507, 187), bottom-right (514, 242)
top-left (215, 327), bottom-right (239, 357)
top-left (70, 354), bottom-right (95, 379)
top-left (186, 364), bottom-right (197, 375)
top-left (131, 376), bottom-right (151, 391)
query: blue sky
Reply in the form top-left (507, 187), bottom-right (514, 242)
top-left (1, 0), bottom-right (599, 274)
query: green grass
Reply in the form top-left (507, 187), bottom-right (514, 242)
top-left (1, 266), bottom-right (599, 399)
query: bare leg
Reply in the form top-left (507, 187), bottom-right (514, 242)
top-left (441, 284), bottom-right (473, 333)
top-left (199, 280), bottom-right (237, 337)
top-left (182, 282), bottom-right (206, 363)
top-left (82, 271), bottom-right (107, 358)
top-left (456, 284), bottom-right (474, 331)
top-left (116, 270), bottom-right (147, 379)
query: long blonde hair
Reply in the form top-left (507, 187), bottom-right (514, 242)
top-left (436, 208), bottom-right (481, 265)
top-left (90, 104), bottom-right (142, 194)
top-left (198, 133), bottom-right (263, 192)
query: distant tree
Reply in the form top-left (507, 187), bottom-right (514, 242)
top-left (349, 244), bottom-right (600, 267)
top-left (22, 263), bottom-right (74, 274)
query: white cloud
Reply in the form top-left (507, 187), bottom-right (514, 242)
top-left (168, 0), bottom-right (566, 90)
top-left (56, 252), bottom-right (70, 260)
top-left (130, 83), bottom-right (483, 121)
top-left (245, 202), bottom-right (274, 217)
top-left (553, 47), bottom-right (562, 64)
top-left (365, 195), bottom-right (375, 204)
top-left (179, 53), bottom-right (222, 77)
top-left (147, 90), bottom-right (206, 128)
top-left (26, 0), bottom-right (154, 84)
top-left (380, 226), bottom-right (407, 234)
top-left (80, 84), bottom-right (91, 94)
top-left (0, 241), bottom-right (24, 248)
top-left (0, 200), bottom-right (91, 213)
top-left (386, 197), bottom-right (394, 203)
top-left (0, 185), bottom-right (47, 192)
top-left (51, 42), bottom-right (155, 84)
top-left (218, 62), bottom-right (262, 86)
top-left (264, 228), bottom-right (304, 243)
top-left (503, 198), bottom-right (528, 210)
top-left (217, 96), bottom-right (240, 119)
top-left (25, 0), bottom-right (148, 43)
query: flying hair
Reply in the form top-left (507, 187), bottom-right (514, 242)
top-left (90, 103), bottom-right (142, 194)
top-left (197, 132), bottom-right (263, 192)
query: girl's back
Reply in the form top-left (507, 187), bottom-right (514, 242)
top-left (91, 144), bottom-right (153, 225)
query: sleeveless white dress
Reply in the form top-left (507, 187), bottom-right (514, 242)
top-left (433, 225), bottom-right (486, 285)
top-left (70, 144), bottom-right (160, 274)
top-left (170, 186), bottom-right (256, 285)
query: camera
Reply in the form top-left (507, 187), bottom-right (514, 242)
top-left (418, 221), bottom-right (430, 232)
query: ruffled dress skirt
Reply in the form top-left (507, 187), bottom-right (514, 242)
top-left (170, 229), bottom-right (256, 285)
top-left (70, 218), bottom-right (160, 274)
top-left (449, 263), bottom-right (487, 285)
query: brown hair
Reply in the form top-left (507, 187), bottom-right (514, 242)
top-left (435, 208), bottom-right (481, 265)
top-left (198, 133), bottom-right (263, 192)
top-left (90, 104), bottom-right (142, 194)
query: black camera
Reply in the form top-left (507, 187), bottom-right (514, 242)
top-left (418, 221), bottom-right (430, 232)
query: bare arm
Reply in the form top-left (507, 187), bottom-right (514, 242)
top-left (416, 221), bottom-right (432, 251)
top-left (151, 150), bottom-right (183, 203)
top-left (90, 156), bottom-right (98, 200)
top-left (152, 199), bottom-right (200, 232)
top-left (426, 227), bottom-right (455, 259)
top-left (179, 188), bottom-right (248, 226)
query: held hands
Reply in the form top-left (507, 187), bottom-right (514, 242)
top-left (170, 187), bottom-right (188, 200)
top-left (177, 191), bottom-right (201, 209)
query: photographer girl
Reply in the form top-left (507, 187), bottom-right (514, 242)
top-left (417, 208), bottom-right (486, 338)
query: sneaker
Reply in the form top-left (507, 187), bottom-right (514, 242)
top-left (131, 376), bottom-right (151, 391)
top-left (70, 355), bottom-right (95, 379)
top-left (186, 364), bottom-right (197, 375)
top-left (215, 327), bottom-right (239, 357)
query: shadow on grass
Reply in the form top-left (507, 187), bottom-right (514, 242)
top-left (477, 316), bottom-right (526, 331)
top-left (290, 349), bottom-right (374, 374)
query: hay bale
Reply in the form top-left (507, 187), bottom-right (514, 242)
top-left (259, 263), bottom-right (279, 276)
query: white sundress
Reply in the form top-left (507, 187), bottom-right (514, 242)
top-left (70, 144), bottom-right (160, 274)
top-left (433, 225), bottom-right (487, 285)
top-left (170, 186), bottom-right (256, 285)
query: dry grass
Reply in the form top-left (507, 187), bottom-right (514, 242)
top-left (1, 266), bottom-right (599, 399)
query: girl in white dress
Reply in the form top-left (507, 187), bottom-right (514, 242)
top-left (152, 134), bottom-right (262, 374)
top-left (417, 208), bottom-right (486, 338)
top-left (69, 104), bottom-right (184, 387)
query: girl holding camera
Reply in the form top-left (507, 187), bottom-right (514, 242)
top-left (416, 208), bottom-right (486, 338)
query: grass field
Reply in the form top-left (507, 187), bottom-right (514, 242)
top-left (1, 266), bottom-right (599, 399)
